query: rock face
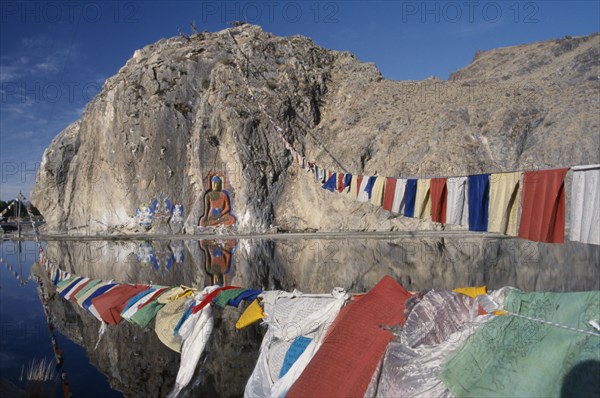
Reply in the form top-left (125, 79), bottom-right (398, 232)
top-left (32, 26), bottom-right (600, 234)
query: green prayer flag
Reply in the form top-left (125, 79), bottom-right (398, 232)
top-left (440, 289), bottom-right (600, 397)
top-left (213, 288), bottom-right (247, 308)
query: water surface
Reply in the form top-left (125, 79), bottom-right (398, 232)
top-left (1, 235), bottom-right (598, 396)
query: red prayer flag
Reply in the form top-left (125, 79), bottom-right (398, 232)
top-left (67, 279), bottom-right (92, 301)
top-left (382, 177), bottom-right (397, 211)
top-left (337, 173), bottom-right (345, 193)
top-left (430, 178), bottom-right (448, 224)
top-left (286, 276), bottom-right (412, 398)
top-left (191, 285), bottom-right (240, 314)
top-left (92, 284), bottom-right (150, 325)
top-left (356, 175), bottom-right (363, 197)
top-left (518, 168), bottom-right (568, 243)
top-left (137, 287), bottom-right (169, 311)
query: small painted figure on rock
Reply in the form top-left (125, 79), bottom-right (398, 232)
top-left (136, 202), bottom-right (154, 228)
top-left (199, 175), bottom-right (236, 228)
top-left (152, 193), bottom-right (173, 223)
top-left (171, 204), bottom-right (184, 224)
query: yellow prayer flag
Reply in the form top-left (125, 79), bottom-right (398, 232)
top-left (415, 179), bottom-right (431, 219)
top-left (235, 299), bottom-right (265, 329)
top-left (452, 286), bottom-right (488, 298)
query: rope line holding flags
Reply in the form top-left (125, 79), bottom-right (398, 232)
top-left (226, 30), bottom-right (349, 173)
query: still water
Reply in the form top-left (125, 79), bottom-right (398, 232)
top-left (0, 240), bottom-right (120, 397)
top-left (1, 236), bottom-right (598, 397)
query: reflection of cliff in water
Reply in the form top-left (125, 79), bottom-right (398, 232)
top-left (37, 236), bottom-right (599, 396)
top-left (33, 261), bottom-right (262, 397)
top-left (272, 237), bottom-right (600, 293)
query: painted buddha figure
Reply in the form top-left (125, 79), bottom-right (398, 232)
top-left (199, 176), bottom-right (236, 227)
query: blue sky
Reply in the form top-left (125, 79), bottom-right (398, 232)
top-left (1, 0), bottom-right (598, 201)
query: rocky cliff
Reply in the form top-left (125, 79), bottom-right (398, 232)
top-left (32, 25), bottom-right (600, 234)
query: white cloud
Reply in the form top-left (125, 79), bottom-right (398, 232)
top-left (1, 99), bottom-right (37, 118)
top-left (0, 35), bottom-right (78, 82)
top-left (35, 60), bottom-right (60, 72)
top-left (0, 65), bottom-right (21, 83)
top-left (21, 36), bottom-right (54, 48)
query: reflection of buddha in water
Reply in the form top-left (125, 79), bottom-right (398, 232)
top-left (199, 176), bottom-right (236, 227)
top-left (201, 239), bottom-right (236, 286)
